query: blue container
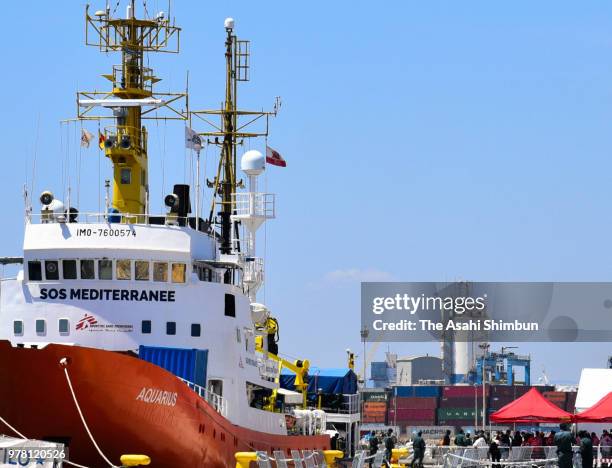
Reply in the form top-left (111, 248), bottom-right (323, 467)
top-left (138, 345), bottom-right (208, 387)
top-left (414, 386), bottom-right (442, 398)
top-left (394, 386), bottom-right (415, 397)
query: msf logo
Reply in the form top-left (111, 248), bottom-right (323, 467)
top-left (76, 313), bottom-right (98, 330)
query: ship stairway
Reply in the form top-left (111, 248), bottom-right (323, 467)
top-left (177, 377), bottom-right (228, 417)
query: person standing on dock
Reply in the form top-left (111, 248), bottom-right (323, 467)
top-left (579, 431), bottom-right (594, 468)
top-left (384, 429), bottom-right (396, 467)
top-left (554, 423), bottom-right (574, 468)
top-left (454, 429), bottom-right (467, 447)
top-left (411, 431), bottom-right (425, 468)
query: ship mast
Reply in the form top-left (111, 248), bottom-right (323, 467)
top-left (192, 18), bottom-right (279, 258)
top-left (78, 1), bottom-right (187, 220)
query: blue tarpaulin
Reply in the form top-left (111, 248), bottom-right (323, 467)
top-left (280, 367), bottom-right (358, 395)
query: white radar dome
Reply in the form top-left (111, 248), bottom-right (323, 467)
top-left (241, 150), bottom-right (265, 176)
top-left (224, 17), bottom-right (235, 30)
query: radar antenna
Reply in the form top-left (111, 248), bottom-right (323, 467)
top-left (77, 1), bottom-right (187, 219)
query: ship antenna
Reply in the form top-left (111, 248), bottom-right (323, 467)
top-left (191, 18), bottom-right (278, 266)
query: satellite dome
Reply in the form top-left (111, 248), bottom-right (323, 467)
top-left (241, 150), bottom-right (265, 176)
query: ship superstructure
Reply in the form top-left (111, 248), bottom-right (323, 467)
top-left (0, 2), bottom-right (346, 466)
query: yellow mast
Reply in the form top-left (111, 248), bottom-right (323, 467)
top-left (79, 1), bottom-right (186, 219)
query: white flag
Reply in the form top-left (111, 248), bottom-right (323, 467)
top-left (80, 128), bottom-right (94, 148)
top-left (185, 127), bottom-right (202, 152)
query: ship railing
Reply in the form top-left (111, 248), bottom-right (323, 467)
top-left (177, 377), bottom-right (228, 417)
top-left (232, 192), bottom-right (276, 219)
top-left (317, 393), bottom-right (360, 414)
top-left (432, 446), bottom-right (560, 467)
top-left (26, 211), bottom-right (199, 227)
top-left (243, 257), bottom-right (264, 286)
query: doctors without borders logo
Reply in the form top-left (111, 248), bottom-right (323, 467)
top-left (361, 282), bottom-right (612, 342)
top-left (76, 313), bottom-right (98, 330)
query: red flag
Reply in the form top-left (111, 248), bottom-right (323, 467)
top-left (266, 146), bottom-right (286, 167)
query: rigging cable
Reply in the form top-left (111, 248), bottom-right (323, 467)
top-left (30, 114), bottom-right (41, 208)
top-left (61, 359), bottom-right (118, 468)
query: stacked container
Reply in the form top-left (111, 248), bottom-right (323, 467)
top-left (543, 391), bottom-right (567, 409)
top-left (387, 386), bottom-right (440, 426)
top-left (362, 390), bottom-right (389, 424)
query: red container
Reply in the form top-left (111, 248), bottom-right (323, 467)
top-left (364, 402), bottom-right (387, 410)
top-left (489, 395), bottom-right (514, 410)
top-left (393, 397), bottom-right (438, 409)
top-left (388, 408), bottom-right (436, 421)
top-left (491, 385), bottom-right (514, 397)
top-left (443, 385), bottom-right (489, 398)
top-left (362, 415), bottom-right (386, 423)
top-left (439, 397), bottom-right (483, 409)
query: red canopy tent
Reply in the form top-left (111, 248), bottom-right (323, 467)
top-left (490, 388), bottom-right (573, 423)
top-left (574, 392), bottom-right (612, 423)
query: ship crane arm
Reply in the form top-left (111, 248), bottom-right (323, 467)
top-left (257, 342), bottom-right (309, 410)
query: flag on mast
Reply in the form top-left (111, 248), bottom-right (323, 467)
top-left (185, 127), bottom-right (202, 152)
top-left (80, 129), bottom-right (94, 148)
top-left (98, 131), bottom-right (106, 150)
top-left (266, 145), bottom-right (286, 167)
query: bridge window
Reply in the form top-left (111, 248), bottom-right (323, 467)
top-left (116, 259), bottom-right (131, 280)
top-left (80, 260), bottom-right (95, 279)
top-left (191, 323), bottom-right (201, 337)
top-left (224, 294), bottom-right (236, 318)
top-left (171, 263), bottom-right (186, 283)
top-left (141, 320), bottom-right (152, 334)
top-left (166, 321), bottom-right (176, 335)
top-left (45, 261), bottom-right (59, 280)
top-left (63, 260), bottom-right (77, 280)
top-left (59, 318), bottom-right (70, 335)
top-left (120, 168), bottom-right (131, 184)
top-left (135, 261), bottom-right (149, 281)
top-left (99, 259), bottom-right (113, 280)
top-left (35, 319), bottom-right (46, 336)
top-left (28, 261), bottom-right (42, 281)
top-left (153, 262), bottom-right (168, 282)
top-left (13, 320), bottom-right (23, 336)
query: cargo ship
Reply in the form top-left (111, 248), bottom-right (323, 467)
top-left (0, 2), bottom-right (333, 467)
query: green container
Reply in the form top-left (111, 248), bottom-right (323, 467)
top-left (437, 407), bottom-right (476, 420)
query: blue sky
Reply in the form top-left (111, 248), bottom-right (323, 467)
top-left (3, 1), bottom-right (612, 383)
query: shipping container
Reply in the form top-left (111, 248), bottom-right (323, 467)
top-left (437, 407), bottom-right (477, 420)
top-left (393, 386), bottom-right (415, 398)
top-left (388, 408), bottom-right (436, 421)
top-left (440, 397), bottom-right (484, 409)
top-left (392, 397), bottom-right (438, 409)
top-left (442, 386), bottom-right (489, 398)
top-left (138, 345), bottom-right (208, 387)
top-left (363, 401), bottom-right (387, 409)
top-left (362, 390), bottom-right (390, 402)
top-left (414, 386), bottom-right (442, 398)
top-left (362, 416), bottom-right (386, 423)
top-left (489, 395), bottom-right (514, 410)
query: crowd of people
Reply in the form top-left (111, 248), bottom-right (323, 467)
top-left (440, 424), bottom-right (612, 468)
top-left (362, 425), bottom-right (612, 467)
